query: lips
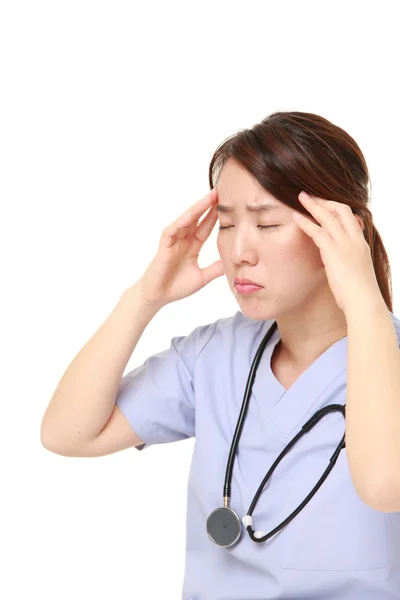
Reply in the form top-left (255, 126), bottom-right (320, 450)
top-left (234, 277), bottom-right (263, 287)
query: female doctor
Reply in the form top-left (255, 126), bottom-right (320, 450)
top-left (42, 111), bottom-right (400, 599)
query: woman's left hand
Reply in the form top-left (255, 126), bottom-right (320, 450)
top-left (293, 191), bottom-right (383, 315)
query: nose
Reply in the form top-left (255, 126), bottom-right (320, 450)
top-left (229, 230), bottom-right (259, 265)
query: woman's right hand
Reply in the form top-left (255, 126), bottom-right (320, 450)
top-left (135, 188), bottom-right (225, 309)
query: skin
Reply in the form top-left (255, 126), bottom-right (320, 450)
top-left (215, 158), bottom-right (365, 372)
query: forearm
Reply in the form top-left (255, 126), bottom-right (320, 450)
top-left (345, 297), bottom-right (400, 511)
top-left (40, 282), bottom-right (161, 449)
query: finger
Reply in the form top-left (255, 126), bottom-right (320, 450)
top-left (193, 203), bottom-right (219, 245)
top-left (299, 195), bottom-right (347, 243)
top-left (312, 198), bottom-right (364, 238)
top-left (201, 259), bottom-right (225, 286)
top-left (178, 188), bottom-right (218, 227)
top-left (177, 201), bottom-right (218, 244)
top-left (293, 210), bottom-right (330, 250)
top-left (162, 188), bottom-right (217, 245)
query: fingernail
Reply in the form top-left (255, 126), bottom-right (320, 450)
top-left (299, 191), bottom-right (310, 198)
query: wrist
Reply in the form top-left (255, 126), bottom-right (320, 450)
top-left (123, 281), bottom-right (164, 316)
top-left (344, 291), bottom-right (388, 324)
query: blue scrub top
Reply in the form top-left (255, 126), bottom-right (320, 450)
top-left (116, 309), bottom-right (400, 599)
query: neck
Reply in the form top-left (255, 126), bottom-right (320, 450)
top-left (274, 296), bottom-right (348, 367)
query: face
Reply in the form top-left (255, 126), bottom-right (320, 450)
top-left (216, 158), bottom-right (327, 321)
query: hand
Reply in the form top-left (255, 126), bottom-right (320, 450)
top-left (293, 192), bottom-right (382, 315)
top-left (136, 188), bottom-right (224, 309)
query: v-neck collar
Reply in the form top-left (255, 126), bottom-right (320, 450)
top-left (250, 320), bottom-right (348, 440)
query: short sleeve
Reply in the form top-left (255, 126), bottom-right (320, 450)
top-left (115, 320), bottom-right (217, 451)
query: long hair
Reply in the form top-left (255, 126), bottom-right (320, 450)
top-left (208, 111), bottom-right (393, 312)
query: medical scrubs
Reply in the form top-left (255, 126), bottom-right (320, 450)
top-left (116, 309), bottom-right (400, 599)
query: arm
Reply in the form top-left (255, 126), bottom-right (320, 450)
top-left (345, 296), bottom-right (400, 512)
top-left (40, 282), bottom-right (162, 452)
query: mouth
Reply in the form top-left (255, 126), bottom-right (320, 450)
top-left (235, 283), bottom-right (263, 294)
top-left (234, 277), bottom-right (263, 287)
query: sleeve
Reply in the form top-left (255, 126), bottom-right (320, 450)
top-left (115, 320), bottom-right (218, 451)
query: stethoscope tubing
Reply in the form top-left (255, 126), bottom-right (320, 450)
top-left (207, 320), bottom-right (346, 546)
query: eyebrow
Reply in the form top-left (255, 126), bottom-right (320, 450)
top-left (216, 203), bottom-right (281, 214)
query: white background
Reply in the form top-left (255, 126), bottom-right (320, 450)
top-left (2, 1), bottom-right (400, 599)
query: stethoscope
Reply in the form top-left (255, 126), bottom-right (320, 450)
top-left (206, 320), bottom-right (346, 547)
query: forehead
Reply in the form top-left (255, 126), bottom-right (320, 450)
top-left (216, 159), bottom-right (284, 214)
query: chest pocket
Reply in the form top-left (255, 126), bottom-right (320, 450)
top-left (277, 450), bottom-right (389, 571)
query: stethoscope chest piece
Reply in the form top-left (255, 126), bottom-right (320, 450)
top-left (206, 506), bottom-right (241, 547)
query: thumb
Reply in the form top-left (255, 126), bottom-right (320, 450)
top-left (201, 259), bottom-right (225, 286)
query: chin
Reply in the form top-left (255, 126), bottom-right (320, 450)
top-left (237, 302), bottom-right (276, 322)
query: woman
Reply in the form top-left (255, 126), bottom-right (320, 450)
top-left (41, 111), bottom-right (400, 599)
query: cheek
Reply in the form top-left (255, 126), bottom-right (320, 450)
top-left (296, 232), bottom-right (324, 268)
top-left (216, 236), bottom-right (226, 257)
top-left (266, 233), bottom-right (323, 272)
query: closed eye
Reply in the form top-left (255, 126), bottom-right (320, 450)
top-left (218, 225), bottom-right (280, 231)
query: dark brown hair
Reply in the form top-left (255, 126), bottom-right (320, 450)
top-left (208, 111), bottom-right (393, 312)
